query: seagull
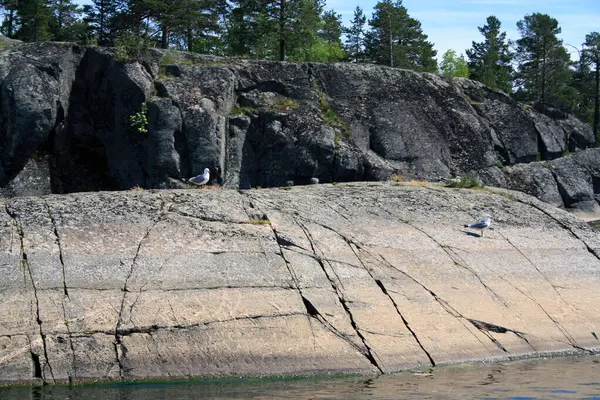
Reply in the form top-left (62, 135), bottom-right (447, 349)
top-left (184, 168), bottom-right (210, 186)
top-left (464, 214), bottom-right (492, 237)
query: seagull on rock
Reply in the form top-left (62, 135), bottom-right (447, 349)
top-left (184, 168), bottom-right (210, 186)
top-left (464, 214), bottom-right (492, 237)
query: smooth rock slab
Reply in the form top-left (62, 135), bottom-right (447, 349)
top-left (0, 183), bottom-right (599, 384)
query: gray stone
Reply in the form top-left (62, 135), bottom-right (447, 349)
top-left (1, 184), bottom-right (600, 384)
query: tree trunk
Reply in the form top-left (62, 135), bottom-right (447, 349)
top-left (161, 25), bottom-right (169, 49)
top-left (388, 17), bottom-right (393, 67)
top-left (278, 0), bottom-right (285, 61)
top-left (594, 62), bottom-right (600, 143)
top-left (541, 40), bottom-right (547, 108)
top-left (187, 28), bottom-right (193, 52)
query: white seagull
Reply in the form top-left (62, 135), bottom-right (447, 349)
top-left (185, 168), bottom-right (210, 186)
top-left (464, 214), bottom-right (492, 237)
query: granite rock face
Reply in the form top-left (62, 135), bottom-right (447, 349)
top-left (0, 183), bottom-right (599, 384)
top-left (0, 42), bottom-right (597, 210)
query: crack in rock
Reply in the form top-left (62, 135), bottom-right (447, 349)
top-left (374, 279), bottom-right (436, 366)
top-left (293, 218), bottom-right (384, 374)
top-left (241, 196), bottom-right (369, 359)
top-left (113, 204), bottom-right (165, 379)
top-left (5, 204), bottom-right (56, 384)
top-left (74, 311), bottom-right (306, 338)
top-left (43, 200), bottom-right (77, 381)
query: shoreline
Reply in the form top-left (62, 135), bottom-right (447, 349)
top-left (2, 349), bottom-right (599, 388)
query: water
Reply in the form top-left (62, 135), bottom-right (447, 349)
top-left (1, 355), bottom-right (599, 399)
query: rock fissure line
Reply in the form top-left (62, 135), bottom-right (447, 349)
top-left (340, 232), bottom-right (436, 367)
top-left (444, 242), bottom-right (577, 351)
top-left (113, 218), bottom-right (159, 378)
top-left (294, 218), bottom-right (384, 374)
top-left (374, 278), bottom-right (436, 366)
top-left (510, 193), bottom-right (600, 261)
top-left (390, 211), bottom-right (509, 308)
top-left (499, 232), bottom-right (592, 340)
top-left (292, 212), bottom-right (514, 354)
top-left (43, 193), bottom-right (69, 296)
top-left (5, 204), bottom-right (56, 383)
top-left (242, 196), bottom-right (366, 356)
top-left (441, 228), bottom-right (583, 351)
top-left (374, 253), bottom-right (507, 355)
top-left (71, 311), bottom-right (307, 337)
top-left (42, 200), bottom-right (77, 382)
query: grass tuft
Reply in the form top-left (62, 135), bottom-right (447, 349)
top-left (248, 217), bottom-right (270, 225)
top-left (390, 173), bottom-right (405, 183)
top-left (444, 176), bottom-right (482, 188)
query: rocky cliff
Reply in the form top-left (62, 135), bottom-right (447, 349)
top-left (0, 42), bottom-right (599, 212)
top-left (0, 182), bottom-right (599, 384)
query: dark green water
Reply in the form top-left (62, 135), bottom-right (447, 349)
top-left (1, 355), bottom-right (599, 399)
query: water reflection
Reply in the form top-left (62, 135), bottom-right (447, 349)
top-left (1, 355), bottom-right (599, 400)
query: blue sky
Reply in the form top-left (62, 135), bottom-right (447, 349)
top-left (76, 0), bottom-right (599, 61)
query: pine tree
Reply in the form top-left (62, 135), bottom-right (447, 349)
top-left (440, 49), bottom-right (469, 79)
top-left (364, 0), bottom-right (437, 72)
top-left (583, 32), bottom-right (600, 140)
top-left (15, 0), bottom-right (53, 41)
top-left (0, 0), bottom-right (18, 37)
top-left (343, 6), bottom-right (366, 63)
top-left (285, 0), bottom-right (323, 61)
top-left (49, 0), bottom-right (82, 41)
top-left (85, 0), bottom-right (123, 45)
top-left (224, 0), bottom-right (259, 57)
top-left (466, 16), bottom-right (513, 93)
top-left (514, 13), bottom-right (573, 111)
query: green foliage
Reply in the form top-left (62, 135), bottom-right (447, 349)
top-left (444, 176), bottom-right (482, 189)
top-left (318, 92), bottom-right (350, 145)
top-left (13, 0), bottom-right (53, 41)
top-left (364, 0), bottom-right (437, 72)
top-left (230, 105), bottom-right (256, 115)
top-left (272, 97), bottom-right (300, 112)
top-left (49, 0), bottom-right (82, 41)
top-left (466, 16), bottom-right (514, 93)
top-left (581, 32), bottom-right (600, 141)
top-left (343, 6), bottom-right (366, 63)
top-left (514, 13), bottom-right (573, 112)
top-left (160, 50), bottom-right (179, 65)
top-left (115, 33), bottom-right (151, 61)
top-left (129, 103), bottom-right (148, 134)
top-left (440, 49), bottom-right (469, 80)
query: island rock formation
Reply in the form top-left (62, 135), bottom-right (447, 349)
top-left (0, 183), bottom-right (599, 384)
top-left (1, 42), bottom-right (600, 213)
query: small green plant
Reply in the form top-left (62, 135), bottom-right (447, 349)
top-left (160, 50), bottom-right (179, 65)
top-left (115, 33), bottom-right (152, 62)
top-left (273, 97), bottom-right (299, 112)
top-left (589, 220), bottom-right (600, 231)
top-left (444, 176), bottom-right (482, 188)
top-left (319, 92), bottom-right (350, 145)
top-left (129, 103), bottom-right (148, 134)
top-left (230, 106), bottom-right (256, 116)
top-left (536, 151), bottom-right (542, 161)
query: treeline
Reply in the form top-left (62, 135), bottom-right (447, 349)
top-left (0, 0), bottom-right (598, 135)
